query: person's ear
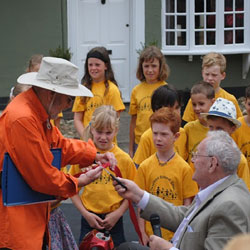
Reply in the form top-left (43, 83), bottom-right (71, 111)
top-left (230, 125), bottom-right (237, 134)
top-left (208, 156), bottom-right (218, 173)
top-left (174, 132), bottom-right (180, 141)
top-left (221, 72), bottom-right (226, 81)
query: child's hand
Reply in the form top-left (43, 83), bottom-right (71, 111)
top-left (129, 149), bottom-right (134, 159)
top-left (84, 212), bottom-right (105, 230)
top-left (102, 211), bottom-right (120, 231)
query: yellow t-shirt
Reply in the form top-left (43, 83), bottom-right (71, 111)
top-left (129, 81), bottom-right (167, 144)
top-left (69, 144), bottom-right (136, 214)
top-left (50, 112), bottom-right (63, 127)
top-left (184, 120), bottom-right (209, 170)
top-left (232, 116), bottom-right (250, 171)
top-left (133, 127), bottom-right (187, 165)
top-left (238, 153), bottom-right (250, 191)
top-left (135, 153), bottom-right (198, 241)
top-left (72, 80), bottom-right (125, 127)
top-left (182, 88), bottom-right (243, 122)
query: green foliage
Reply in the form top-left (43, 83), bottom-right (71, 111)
top-left (49, 46), bottom-right (72, 61)
top-left (136, 40), bottom-right (159, 55)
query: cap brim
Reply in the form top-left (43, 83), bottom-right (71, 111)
top-left (200, 112), bottom-right (241, 128)
top-left (17, 72), bottom-right (93, 97)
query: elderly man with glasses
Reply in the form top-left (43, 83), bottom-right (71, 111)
top-left (114, 130), bottom-right (250, 250)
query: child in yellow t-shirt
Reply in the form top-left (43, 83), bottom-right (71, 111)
top-left (183, 52), bottom-right (242, 123)
top-left (184, 81), bottom-right (215, 170)
top-left (133, 84), bottom-right (187, 167)
top-left (232, 85), bottom-right (250, 170)
top-left (135, 107), bottom-right (198, 245)
top-left (201, 98), bottom-right (250, 190)
top-left (69, 105), bottom-right (136, 247)
top-left (72, 47), bottom-right (125, 139)
top-left (129, 46), bottom-right (170, 157)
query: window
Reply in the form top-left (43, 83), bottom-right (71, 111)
top-left (163, 0), bottom-right (188, 49)
top-left (161, 0), bottom-right (250, 54)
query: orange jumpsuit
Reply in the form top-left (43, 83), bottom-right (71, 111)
top-left (0, 88), bottom-right (96, 250)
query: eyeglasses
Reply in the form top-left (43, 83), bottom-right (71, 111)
top-left (191, 151), bottom-right (212, 160)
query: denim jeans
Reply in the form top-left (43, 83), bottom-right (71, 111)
top-left (79, 213), bottom-right (126, 247)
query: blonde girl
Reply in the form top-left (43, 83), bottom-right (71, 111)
top-left (129, 46), bottom-right (170, 157)
top-left (72, 47), bottom-right (125, 139)
top-left (69, 105), bottom-right (136, 247)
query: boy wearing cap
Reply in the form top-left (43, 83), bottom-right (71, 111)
top-left (0, 57), bottom-right (116, 250)
top-left (184, 81), bottom-right (215, 171)
top-left (183, 52), bottom-right (242, 123)
top-left (201, 97), bottom-right (250, 190)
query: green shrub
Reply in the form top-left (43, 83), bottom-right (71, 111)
top-left (49, 46), bottom-right (72, 61)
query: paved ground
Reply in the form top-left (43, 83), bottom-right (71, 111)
top-left (60, 104), bottom-right (140, 244)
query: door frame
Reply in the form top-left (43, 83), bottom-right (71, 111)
top-left (67, 0), bottom-right (145, 102)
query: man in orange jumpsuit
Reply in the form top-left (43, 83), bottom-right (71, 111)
top-left (0, 57), bottom-right (116, 250)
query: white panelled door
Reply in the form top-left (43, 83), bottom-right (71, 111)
top-left (75, 0), bottom-right (130, 101)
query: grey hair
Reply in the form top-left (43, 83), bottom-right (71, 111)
top-left (205, 130), bottom-right (241, 174)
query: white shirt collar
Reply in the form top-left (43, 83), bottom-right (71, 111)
top-left (196, 175), bottom-right (230, 207)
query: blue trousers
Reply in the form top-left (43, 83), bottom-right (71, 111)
top-left (79, 213), bottom-right (126, 247)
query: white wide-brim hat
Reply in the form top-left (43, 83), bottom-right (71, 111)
top-left (200, 97), bottom-right (241, 128)
top-left (17, 57), bottom-right (93, 97)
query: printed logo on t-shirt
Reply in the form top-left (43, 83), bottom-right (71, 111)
top-left (137, 96), bottom-right (151, 111)
top-left (92, 172), bottom-right (113, 185)
top-left (150, 175), bottom-right (177, 200)
top-left (86, 94), bottom-right (103, 111)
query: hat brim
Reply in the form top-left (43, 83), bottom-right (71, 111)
top-left (17, 72), bottom-right (93, 97)
top-left (200, 111), bottom-right (241, 128)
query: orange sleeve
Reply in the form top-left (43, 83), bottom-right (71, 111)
top-left (9, 118), bottom-right (96, 199)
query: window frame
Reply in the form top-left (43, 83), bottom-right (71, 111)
top-left (161, 0), bottom-right (250, 55)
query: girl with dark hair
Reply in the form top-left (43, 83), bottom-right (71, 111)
top-left (72, 47), bottom-right (125, 139)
